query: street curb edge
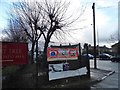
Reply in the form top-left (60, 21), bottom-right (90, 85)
top-left (97, 71), bottom-right (115, 82)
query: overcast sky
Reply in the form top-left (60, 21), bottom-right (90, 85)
top-left (0, 0), bottom-right (119, 48)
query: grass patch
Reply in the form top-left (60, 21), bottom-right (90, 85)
top-left (2, 65), bottom-right (20, 76)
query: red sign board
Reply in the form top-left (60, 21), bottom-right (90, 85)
top-left (47, 48), bottom-right (78, 61)
top-left (1, 42), bottom-right (28, 66)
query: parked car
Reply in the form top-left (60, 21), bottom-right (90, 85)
top-left (99, 53), bottom-right (111, 60)
top-left (111, 55), bottom-right (120, 62)
top-left (82, 54), bottom-right (94, 59)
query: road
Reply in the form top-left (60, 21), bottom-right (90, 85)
top-left (90, 59), bottom-right (119, 89)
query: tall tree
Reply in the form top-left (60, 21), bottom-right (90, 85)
top-left (11, 0), bottom-right (84, 65)
top-left (12, 1), bottom-right (44, 63)
top-left (3, 0), bottom-right (84, 83)
top-left (8, 0), bottom-right (85, 83)
top-left (3, 18), bottom-right (28, 42)
top-left (37, 0), bottom-right (83, 69)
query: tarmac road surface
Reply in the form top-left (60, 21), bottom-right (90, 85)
top-left (90, 59), bottom-right (119, 89)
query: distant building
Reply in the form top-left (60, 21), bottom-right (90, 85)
top-left (111, 42), bottom-right (120, 55)
top-left (82, 44), bottom-right (111, 56)
top-left (97, 45), bottom-right (111, 54)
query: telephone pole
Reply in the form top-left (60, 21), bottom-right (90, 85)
top-left (92, 3), bottom-right (97, 69)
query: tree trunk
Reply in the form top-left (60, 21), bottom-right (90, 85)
top-left (42, 40), bottom-right (49, 69)
top-left (40, 40), bottom-right (49, 84)
top-left (30, 41), bottom-right (36, 64)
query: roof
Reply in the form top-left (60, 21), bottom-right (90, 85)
top-left (111, 41), bottom-right (120, 48)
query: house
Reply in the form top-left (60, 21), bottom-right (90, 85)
top-left (97, 45), bottom-right (111, 54)
top-left (82, 44), bottom-right (111, 56)
top-left (111, 41), bottom-right (120, 55)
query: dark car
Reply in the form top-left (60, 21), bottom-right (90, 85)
top-left (82, 54), bottom-right (94, 59)
top-left (99, 53), bottom-right (111, 60)
top-left (111, 55), bottom-right (120, 62)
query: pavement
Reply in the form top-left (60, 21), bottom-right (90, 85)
top-left (2, 64), bottom-right (115, 88)
top-left (41, 68), bottom-right (115, 88)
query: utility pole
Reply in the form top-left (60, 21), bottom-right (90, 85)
top-left (92, 3), bottom-right (97, 69)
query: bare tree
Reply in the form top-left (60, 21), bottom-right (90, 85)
top-left (37, 0), bottom-right (84, 69)
top-left (10, 0), bottom-right (84, 64)
top-left (110, 31), bottom-right (118, 43)
top-left (11, 1), bottom-right (45, 63)
top-left (3, 18), bottom-right (28, 42)
top-left (8, 0), bottom-right (85, 83)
